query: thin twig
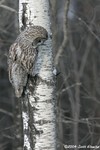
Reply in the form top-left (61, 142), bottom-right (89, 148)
top-left (0, 4), bottom-right (17, 13)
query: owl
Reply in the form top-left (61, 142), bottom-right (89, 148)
top-left (8, 26), bottom-right (48, 98)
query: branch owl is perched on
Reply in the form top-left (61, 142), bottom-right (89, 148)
top-left (8, 26), bottom-right (48, 98)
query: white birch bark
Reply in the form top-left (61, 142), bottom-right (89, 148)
top-left (19, 0), bottom-right (56, 150)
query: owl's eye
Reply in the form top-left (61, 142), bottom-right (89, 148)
top-left (32, 42), bottom-right (34, 46)
top-left (38, 39), bottom-right (41, 43)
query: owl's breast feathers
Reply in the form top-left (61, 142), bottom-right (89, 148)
top-left (8, 41), bottom-right (37, 73)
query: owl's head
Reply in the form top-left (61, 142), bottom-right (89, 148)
top-left (24, 26), bottom-right (48, 48)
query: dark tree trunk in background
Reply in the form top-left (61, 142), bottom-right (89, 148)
top-left (0, 0), bottom-right (19, 150)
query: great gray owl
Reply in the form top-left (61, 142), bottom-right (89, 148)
top-left (8, 26), bottom-right (48, 98)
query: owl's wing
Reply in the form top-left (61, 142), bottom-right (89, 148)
top-left (8, 42), bottom-right (22, 84)
top-left (9, 42), bottom-right (38, 74)
top-left (9, 42), bottom-right (22, 62)
top-left (8, 61), bottom-right (28, 97)
top-left (8, 42), bottom-right (28, 97)
top-left (8, 58), bottom-right (13, 85)
top-left (11, 62), bottom-right (27, 97)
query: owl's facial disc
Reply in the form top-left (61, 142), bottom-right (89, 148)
top-left (32, 38), bottom-right (46, 48)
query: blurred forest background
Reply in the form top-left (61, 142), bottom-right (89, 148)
top-left (0, 0), bottom-right (100, 150)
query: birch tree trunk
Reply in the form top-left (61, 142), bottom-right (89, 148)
top-left (18, 0), bottom-right (56, 150)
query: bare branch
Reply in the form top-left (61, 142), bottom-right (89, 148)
top-left (0, 4), bottom-right (17, 13)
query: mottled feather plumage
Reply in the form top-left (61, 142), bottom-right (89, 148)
top-left (8, 26), bottom-right (48, 97)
